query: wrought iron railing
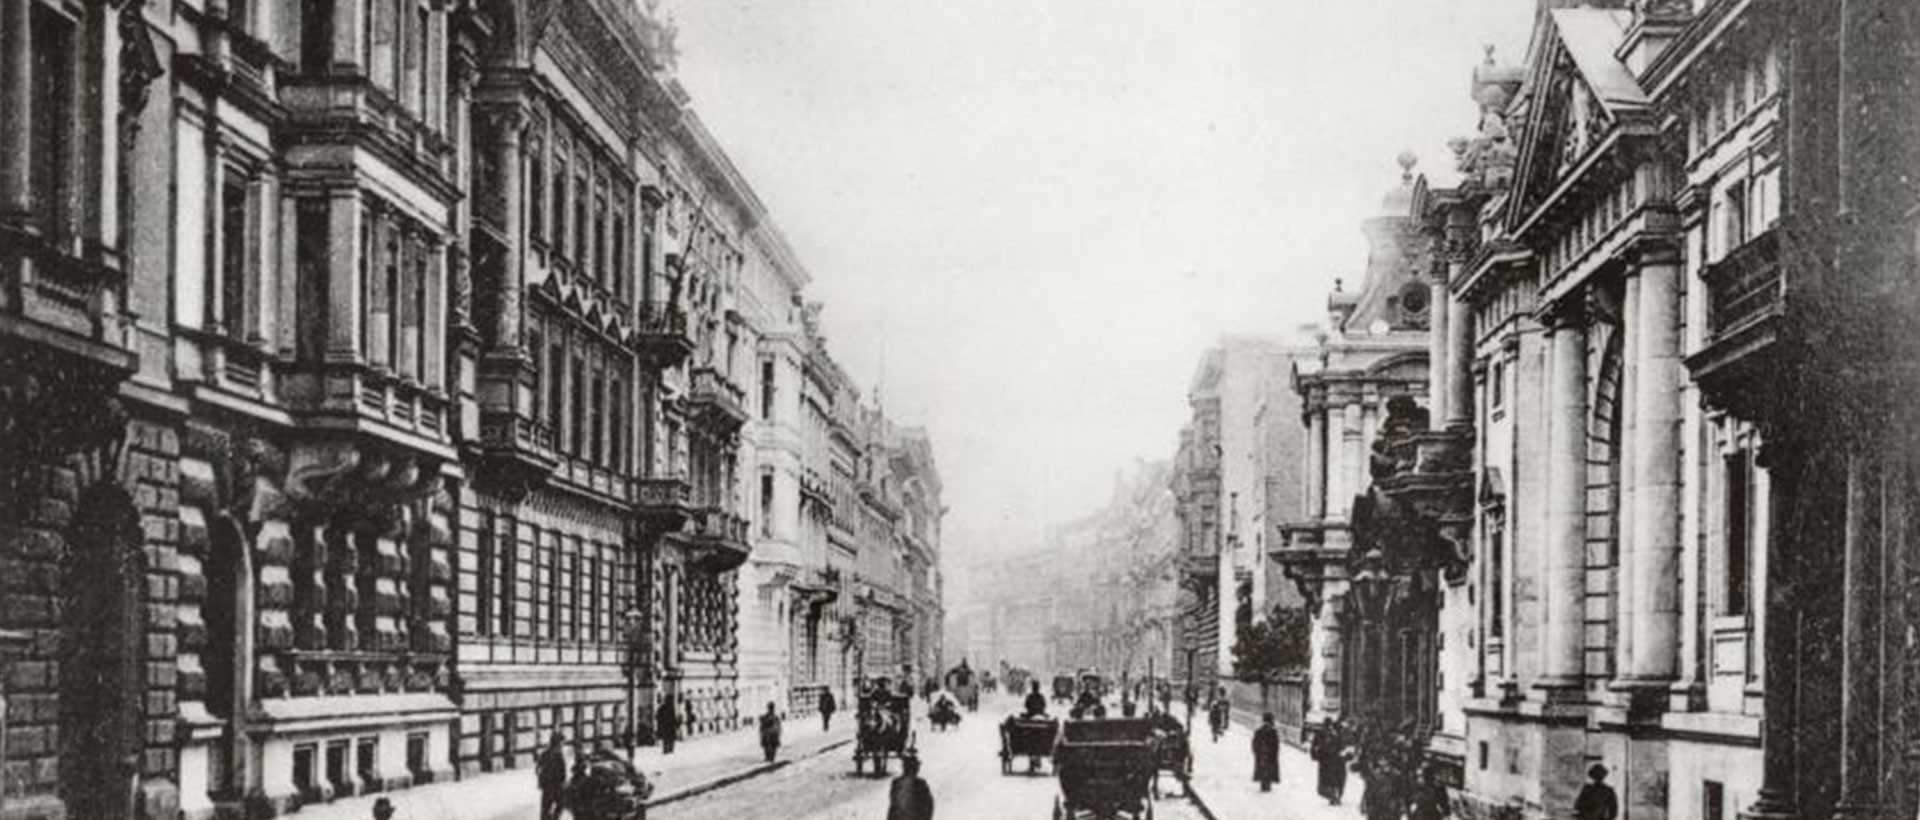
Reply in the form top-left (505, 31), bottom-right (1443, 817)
top-left (1705, 229), bottom-right (1783, 338)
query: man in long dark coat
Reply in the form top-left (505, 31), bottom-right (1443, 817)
top-left (1575, 765), bottom-right (1619, 820)
top-left (655, 695), bottom-right (680, 755)
top-left (887, 754), bottom-right (936, 820)
top-left (1313, 721), bottom-right (1349, 805)
top-left (1252, 713), bottom-right (1281, 792)
top-left (820, 688), bottom-right (839, 731)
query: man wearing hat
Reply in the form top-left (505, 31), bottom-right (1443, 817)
top-left (1575, 764), bottom-right (1618, 820)
top-left (536, 731), bottom-right (569, 820)
top-left (886, 753), bottom-right (935, 820)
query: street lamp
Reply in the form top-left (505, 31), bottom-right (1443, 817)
top-left (622, 606), bottom-right (644, 761)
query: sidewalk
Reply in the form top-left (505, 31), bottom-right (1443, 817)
top-left (1184, 717), bottom-right (1367, 820)
top-left (300, 718), bottom-right (855, 820)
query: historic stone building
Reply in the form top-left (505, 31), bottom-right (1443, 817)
top-left (1275, 162), bottom-right (1434, 729)
top-left (1315, 6), bottom-right (1919, 820)
top-left (0, 1), bottom-right (942, 818)
top-left (1169, 338), bottom-right (1306, 687)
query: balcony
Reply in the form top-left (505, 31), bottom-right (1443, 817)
top-left (688, 367), bottom-right (749, 432)
top-left (634, 475), bottom-right (693, 532)
top-left (685, 507), bottom-right (752, 572)
top-left (634, 302), bottom-right (695, 368)
top-left (473, 410), bottom-right (558, 499)
top-left (799, 467), bottom-right (832, 507)
top-left (1688, 229), bottom-right (1787, 420)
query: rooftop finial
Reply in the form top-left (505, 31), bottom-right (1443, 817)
top-left (1484, 44), bottom-right (1497, 65)
top-left (1396, 151), bottom-right (1418, 183)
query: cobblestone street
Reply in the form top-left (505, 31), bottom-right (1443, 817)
top-left (656, 696), bottom-right (1205, 820)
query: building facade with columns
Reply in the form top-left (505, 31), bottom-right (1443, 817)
top-left (1303, 6), bottom-right (1919, 820)
top-left (1276, 162), bottom-right (1433, 730)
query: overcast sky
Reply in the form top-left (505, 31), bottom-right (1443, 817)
top-left (671, 0), bottom-right (1535, 558)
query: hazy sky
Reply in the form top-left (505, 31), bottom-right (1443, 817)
top-left (671, 0), bottom-right (1534, 557)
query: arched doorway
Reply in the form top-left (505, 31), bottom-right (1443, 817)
top-left (62, 481), bottom-right (144, 820)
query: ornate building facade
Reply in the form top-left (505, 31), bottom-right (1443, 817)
top-left (1276, 162), bottom-right (1434, 729)
top-left (1316, 6), bottom-right (1919, 820)
top-left (0, 1), bottom-right (943, 818)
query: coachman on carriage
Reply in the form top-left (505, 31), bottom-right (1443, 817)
top-left (945, 661), bottom-right (981, 713)
top-left (854, 677), bottom-right (915, 776)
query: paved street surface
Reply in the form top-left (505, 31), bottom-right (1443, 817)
top-left (657, 695), bottom-right (1207, 820)
top-left (1183, 711), bottom-right (1367, 820)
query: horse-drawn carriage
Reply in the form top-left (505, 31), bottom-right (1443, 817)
top-left (853, 680), bottom-right (914, 776)
top-left (999, 715), bottom-right (1059, 775)
top-left (945, 662), bottom-right (981, 713)
top-left (1145, 712), bottom-right (1191, 797)
top-left (1052, 718), bottom-right (1158, 820)
top-left (1052, 674), bottom-right (1077, 704)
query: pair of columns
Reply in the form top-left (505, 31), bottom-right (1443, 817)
top-left (1535, 241), bottom-right (1686, 691)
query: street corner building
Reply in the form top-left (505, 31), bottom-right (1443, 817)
top-left (1257, 5), bottom-right (1920, 820)
top-left (0, 2), bottom-right (944, 820)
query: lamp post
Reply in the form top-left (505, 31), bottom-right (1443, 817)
top-left (621, 606), bottom-right (644, 762)
top-left (1184, 647), bottom-right (1198, 733)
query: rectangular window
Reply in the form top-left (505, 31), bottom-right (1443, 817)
top-left (326, 741), bottom-right (351, 798)
top-left (612, 198), bottom-right (628, 301)
top-left (1723, 452), bottom-right (1753, 617)
top-left (406, 733), bottom-right (429, 783)
top-left (293, 744), bottom-right (318, 797)
top-left (221, 176), bottom-right (253, 340)
top-left (1488, 512), bottom-right (1506, 638)
top-left (29, 7), bottom-right (73, 238)
top-left (413, 4), bottom-right (430, 115)
top-left (575, 173), bottom-right (590, 267)
top-left (1489, 357), bottom-right (1507, 411)
top-left (549, 534), bottom-right (564, 641)
top-left (547, 332), bottom-right (566, 433)
top-left (761, 359), bottom-right (776, 420)
top-left (500, 517), bottom-right (518, 637)
top-left (592, 368), bottom-right (606, 466)
top-left (552, 151), bottom-right (570, 259)
top-left (528, 144), bottom-right (546, 244)
top-left (295, 200), bottom-right (331, 361)
top-left (476, 509), bottom-right (495, 635)
top-left (761, 473), bottom-right (775, 538)
top-left (369, 0), bottom-right (396, 90)
top-left (571, 357), bottom-right (587, 457)
top-left (1705, 781), bottom-right (1726, 820)
top-left (595, 191), bottom-right (609, 286)
top-left (611, 377), bottom-right (626, 473)
top-left (356, 737), bottom-right (378, 790)
top-left (301, 0), bottom-right (336, 72)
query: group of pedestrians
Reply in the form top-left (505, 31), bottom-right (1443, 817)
top-left (1233, 710), bottom-right (1621, 820)
top-left (535, 732), bottom-right (654, 820)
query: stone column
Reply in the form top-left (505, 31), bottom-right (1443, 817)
top-left (325, 190), bottom-right (364, 362)
top-left (1343, 402), bottom-right (1365, 511)
top-left (491, 107), bottom-right (526, 353)
top-left (1429, 279), bottom-right (1451, 429)
top-left (1540, 306), bottom-right (1588, 690)
top-left (1615, 273), bottom-right (1641, 682)
top-left (1833, 451), bottom-right (1883, 820)
top-left (1626, 245), bottom-right (1684, 686)
top-left (0, 0), bottom-right (30, 220)
top-left (1444, 213), bottom-right (1478, 431)
top-left (1741, 442), bottom-right (1800, 820)
top-left (1305, 403), bottom-right (1327, 519)
top-left (1446, 291), bottom-right (1474, 430)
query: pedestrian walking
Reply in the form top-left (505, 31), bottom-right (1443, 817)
top-left (1575, 765), bottom-right (1619, 820)
top-left (1312, 721), bottom-right (1349, 805)
top-left (759, 702), bottom-right (783, 763)
top-left (886, 753), bottom-right (936, 820)
top-left (821, 688), bottom-right (839, 731)
top-left (655, 696), bottom-right (680, 755)
top-left (536, 731), bottom-right (569, 820)
top-left (1409, 764), bottom-right (1451, 820)
top-left (1252, 712), bottom-right (1281, 792)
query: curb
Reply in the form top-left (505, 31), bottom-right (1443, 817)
top-left (646, 738), bottom-right (855, 808)
top-left (1180, 779), bottom-right (1223, 820)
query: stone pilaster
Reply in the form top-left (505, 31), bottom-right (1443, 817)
top-left (1, 0), bottom-right (31, 222)
top-left (1539, 304), bottom-right (1588, 692)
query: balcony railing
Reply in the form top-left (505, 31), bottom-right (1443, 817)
top-left (634, 302), bottom-right (694, 367)
top-left (685, 506), bottom-right (752, 572)
top-left (689, 367), bottom-right (749, 430)
top-left (1705, 230), bottom-right (1783, 339)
